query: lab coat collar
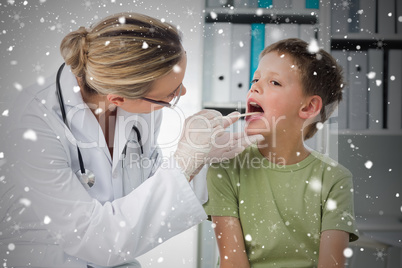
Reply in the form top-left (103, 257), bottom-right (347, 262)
top-left (58, 65), bottom-right (112, 164)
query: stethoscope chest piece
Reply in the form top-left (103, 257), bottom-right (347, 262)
top-left (76, 169), bottom-right (96, 190)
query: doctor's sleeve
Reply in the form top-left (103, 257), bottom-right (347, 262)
top-left (6, 103), bottom-right (207, 266)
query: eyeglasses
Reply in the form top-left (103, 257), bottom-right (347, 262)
top-left (141, 83), bottom-right (182, 109)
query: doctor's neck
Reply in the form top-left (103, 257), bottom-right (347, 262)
top-left (77, 77), bottom-right (116, 120)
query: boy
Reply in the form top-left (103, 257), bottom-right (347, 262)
top-left (203, 38), bottom-right (359, 268)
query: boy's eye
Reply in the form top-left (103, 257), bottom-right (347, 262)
top-left (251, 79), bottom-right (258, 84)
top-left (271, 80), bottom-right (281, 86)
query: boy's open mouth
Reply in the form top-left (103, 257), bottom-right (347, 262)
top-left (246, 100), bottom-right (264, 121)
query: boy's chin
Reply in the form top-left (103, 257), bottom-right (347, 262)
top-left (245, 126), bottom-right (268, 136)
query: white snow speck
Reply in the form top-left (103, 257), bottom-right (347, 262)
top-left (7, 46), bottom-right (14, 51)
top-left (118, 16), bottom-right (126, 24)
top-left (316, 122), bottom-right (323, 130)
top-left (158, 237), bottom-right (163, 243)
top-left (23, 129), bottom-right (37, 141)
top-left (0, 152), bottom-right (4, 158)
top-left (255, 8), bottom-right (263, 16)
top-left (2, 110), bottom-right (9, 116)
top-left (173, 64), bottom-right (181, 73)
top-left (37, 76), bottom-right (45, 86)
top-left (364, 160), bottom-right (373, 169)
top-left (375, 80), bottom-right (382, 86)
top-left (280, 54), bottom-right (285, 58)
top-left (388, 12), bottom-right (392, 17)
top-left (245, 234), bottom-right (252, 241)
top-left (94, 108), bottom-right (103, 115)
top-left (367, 71), bottom-right (376, 79)
top-left (8, 243), bottom-right (15, 251)
top-left (224, 255), bottom-right (228, 259)
top-left (119, 221), bottom-right (126, 227)
top-left (396, 193), bottom-right (399, 198)
top-left (390, 75), bottom-right (396, 81)
top-left (157, 257), bottom-right (164, 263)
top-left (399, 16), bottom-right (402, 22)
top-left (344, 247), bottom-right (353, 258)
top-left (326, 199), bottom-right (337, 211)
top-left (142, 41), bottom-right (149, 49)
top-left (44, 215), bottom-right (51, 224)
top-left (307, 39), bottom-right (319, 53)
top-left (105, 40), bottom-right (110, 46)
top-left (210, 11), bottom-right (217, 20)
top-left (313, 71), bottom-right (317, 76)
top-left (14, 82), bottom-right (23, 91)
top-left (309, 178), bottom-right (322, 192)
top-left (239, 41), bottom-right (244, 47)
top-left (217, 173), bottom-right (222, 178)
top-left (19, 198), bottom-right (31, 207)
top-left (73, 86), bottom-right (80, 93)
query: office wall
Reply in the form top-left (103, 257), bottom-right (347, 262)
top-left (0, 0), bottom-right (205, 267)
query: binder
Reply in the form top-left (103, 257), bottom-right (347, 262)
top-left (250, 23), bottom-right (265, 85)
top-left (299, 24), bottom-right (316, 43)
top-left (207, 0), bottom-right (234, 8)
top-left (204, 23), bottom-right (232, 103)
top-left (398, 0), bottom-right (402, 34)
top-left (367, 49), bottom-right (384, 130)
top-left (272, 0), bottom-right (291, 9)
top-left (265, 23), bottom-right (299, 47)
top-left (348, 51), bottom-right (368, 130)
top-left (331, 50), bottom-right (348, 130)
top-left (348, 0), bottom-right (360, 33)
top-left (387, 50), bottom-right (402, 130)
top-left (306, 0), bottom-right (319, 9)
top-left (230, 24), bottom-right (251, 103)
top-left (331, 0), bottom-right (349, 35)
top-left (258, 0), bottom-right (272, 8)
top-left (359, 0), bottom-right (376, 34)
top-left (378, 0), bottom-right (395, 35)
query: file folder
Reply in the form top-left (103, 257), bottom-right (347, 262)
top-left (258, 0), bottom-right (272, 8)
top-left (332, 50), bottom-right (348, 130)
top-left (230, 24), bottom-right (251, 103)
top-left (265, 23), bottom-right (299, 47)
top-left (331, 0), bottom-right (349, 35)
top-left (359, 0), bottom-right (376, 34)
top-left (299, 24), bottom-right (316, 43)
top-left (348, 0), bottom-right (360, 33)
top-left (250, 23), bottom-right (265, 86)
top-left (348, 51), bottom-right (368, 130)
top-left (378, 0), bottom-right (395, 35)
top-left (272, 0), bottom-right (291, 9)
top-left (387, 50), bottom-right (402, 130)
top-left (203, 23), bottom-right (232, 103)
top-left (367, 49), bottom-right (384, 130)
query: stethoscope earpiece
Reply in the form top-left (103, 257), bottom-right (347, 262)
top-left (76, 169), bottom-right (96, 190)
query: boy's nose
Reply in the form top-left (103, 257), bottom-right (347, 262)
top-left (249, 83), bottom-right (262, 94)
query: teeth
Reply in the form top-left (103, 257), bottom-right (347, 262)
top-left (249, 102), bottom-right (261, 108)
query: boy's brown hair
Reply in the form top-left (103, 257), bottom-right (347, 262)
top-left (260, 38), bottom-right (344, 140)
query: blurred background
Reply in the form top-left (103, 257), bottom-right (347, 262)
top-left (1, 0), bottom-right (401, 267)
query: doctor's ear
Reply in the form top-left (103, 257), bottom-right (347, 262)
top-left (107, 94), bottom-right (126, 107)
top-left (299, 95), bottom-right (322, 120)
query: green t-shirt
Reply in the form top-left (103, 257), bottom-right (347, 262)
top-left (203, 145), bottom-right (359, 268)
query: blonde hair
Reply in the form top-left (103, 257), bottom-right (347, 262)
top-left (60, 12), bottom-right (184, 98)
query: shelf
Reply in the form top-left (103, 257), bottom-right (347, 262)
top-left (204, 7), bottom-right (318, 24)
top-left (331, 33), bottom-right (402, 50)
top-left (330, 129), bottom-right (402, 136)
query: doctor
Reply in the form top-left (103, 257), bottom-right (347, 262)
top-left (0, 12), bottom-right (262, 268)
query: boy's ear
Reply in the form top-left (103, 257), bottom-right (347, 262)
top-left (107, 94), bottom-right (125, 107)
top-left (299, 95), bottom-right (322, 120)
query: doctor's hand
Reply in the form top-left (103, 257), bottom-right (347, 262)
top-left (207, 113), bottom-right (264, 163)
top-left (174, 109), bottom-right (225, 180)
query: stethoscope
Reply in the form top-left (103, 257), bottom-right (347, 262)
top-left (56, 63), bottom-right (144, 189)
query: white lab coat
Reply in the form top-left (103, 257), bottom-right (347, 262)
top-left (0, 65), bottom-right (208, 267)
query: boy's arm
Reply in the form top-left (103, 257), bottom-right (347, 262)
top-left (317, 229), bottom-right (349, 268)
top-left (212, 216), bottom-right (250, 268)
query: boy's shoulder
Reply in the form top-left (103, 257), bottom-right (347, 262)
top-left (309, 150), bottom-right (353, 179)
